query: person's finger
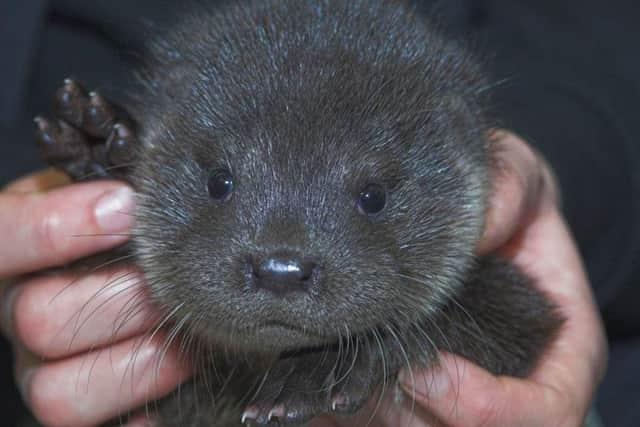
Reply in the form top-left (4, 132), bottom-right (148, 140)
top-left (3, 168), bottom-right (71, 193)
top-left (476, 130), bottom-right (558, 255)
top-left (0, 181), bottom-right (134, 278)
top-left (504, 207), bottom-right (607, 409)
top-left (18, 334), bottom-right (191, 427)
top-left (4, 266), bottom-right (157, 359)
top-left (400, 353), bottom-right (574, 427)
top-left (399, 206), bottom-right (606, 427)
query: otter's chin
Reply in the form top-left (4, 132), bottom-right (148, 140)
top-left (203, 321), bottom-right (338, 354)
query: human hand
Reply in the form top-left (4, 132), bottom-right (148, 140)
top-left (2, 128), bottom-right (607, 427)
top-left (309, 131), bottom-right (608, 427)
top-left (0, 170), bottom-right (190, 427)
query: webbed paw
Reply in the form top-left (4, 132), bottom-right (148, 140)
top-left (35, 79), bottom-right (136, 182)
top-left (242, 344), bottom-right (390, 426)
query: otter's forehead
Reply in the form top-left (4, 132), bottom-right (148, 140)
top-left (173, 71), bottom-right (422, 181)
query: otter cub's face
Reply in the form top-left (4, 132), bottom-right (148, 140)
top-left (131, 47), bottom-right (489, 354)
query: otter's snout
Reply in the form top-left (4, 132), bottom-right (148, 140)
top-left (250, 254), bottom-right (319, 295)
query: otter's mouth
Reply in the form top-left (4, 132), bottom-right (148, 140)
top-left (260, 320), bottom-right (309, 333)
top-left (258, 320), bottom-right (329, 339)
top-left (252, 320), bottom-right (337, 351)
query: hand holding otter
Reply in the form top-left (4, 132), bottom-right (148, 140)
top-left (0, 131), bottom-right (607, 427)
top-left (0, 170), bottom-right (190, 427)
top-left (310, 132), bottom-right (607, 427)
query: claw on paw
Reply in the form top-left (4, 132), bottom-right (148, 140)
top-left (37, 78), bottom-right (137, 182)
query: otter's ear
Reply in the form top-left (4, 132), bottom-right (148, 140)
top-left (35, 78), bottom-right (138, 183)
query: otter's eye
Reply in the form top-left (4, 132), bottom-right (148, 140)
top-left (207, 168), bottom-right (234, 200)
top-left (358, 184), bottom-right (386, 215)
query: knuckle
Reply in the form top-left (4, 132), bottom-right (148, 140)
top-left (36, 209), bottom-right (67, 257)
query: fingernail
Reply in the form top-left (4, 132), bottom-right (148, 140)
top-left (94, 187), bottom-right (134, 233)
top-left (399, 366), bottom-right (450, 399)
top-left (0, 284), bottom-right (19, 340)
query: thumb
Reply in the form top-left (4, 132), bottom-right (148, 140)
top-left (399, 353), bottom-right (568, 427)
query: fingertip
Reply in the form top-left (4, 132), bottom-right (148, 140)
top-left (93, 185), bottom-right (135, 234)
top-left (33, 181), bottom-right (134, 255)
top-left (477, 131), bottom-right (550, 255)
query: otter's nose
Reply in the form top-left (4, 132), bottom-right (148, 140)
top-left (252, 255), bottom-right (317, 295)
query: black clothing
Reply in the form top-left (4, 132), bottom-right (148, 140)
top-left (1, 0), bottom-right (639, 425)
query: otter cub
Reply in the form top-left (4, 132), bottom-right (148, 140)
top-left (35, 0), bottom-right (561, 425)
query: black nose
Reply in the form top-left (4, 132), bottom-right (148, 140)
top-left (252, 255), bottom-right (317, 295)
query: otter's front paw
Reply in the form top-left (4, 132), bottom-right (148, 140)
top-left (242, 348), bottom-right (386, 426)
top-left (35, 79), bottom-right (137, 182)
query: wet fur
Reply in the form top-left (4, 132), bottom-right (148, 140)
top-left (39, 0), bottom-right (562, 426)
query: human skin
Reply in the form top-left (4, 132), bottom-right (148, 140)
top-left (0, 131), bottom-right (607, 427)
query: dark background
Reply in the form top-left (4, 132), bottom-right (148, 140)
top-left (1, 0), bottom-right (639, 425)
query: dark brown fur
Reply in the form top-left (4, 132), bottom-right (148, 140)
top-left (37, 1), bottom-right (562, 426)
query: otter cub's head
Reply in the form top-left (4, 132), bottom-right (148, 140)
top-left (130, 0), bottom-right (490, 354)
